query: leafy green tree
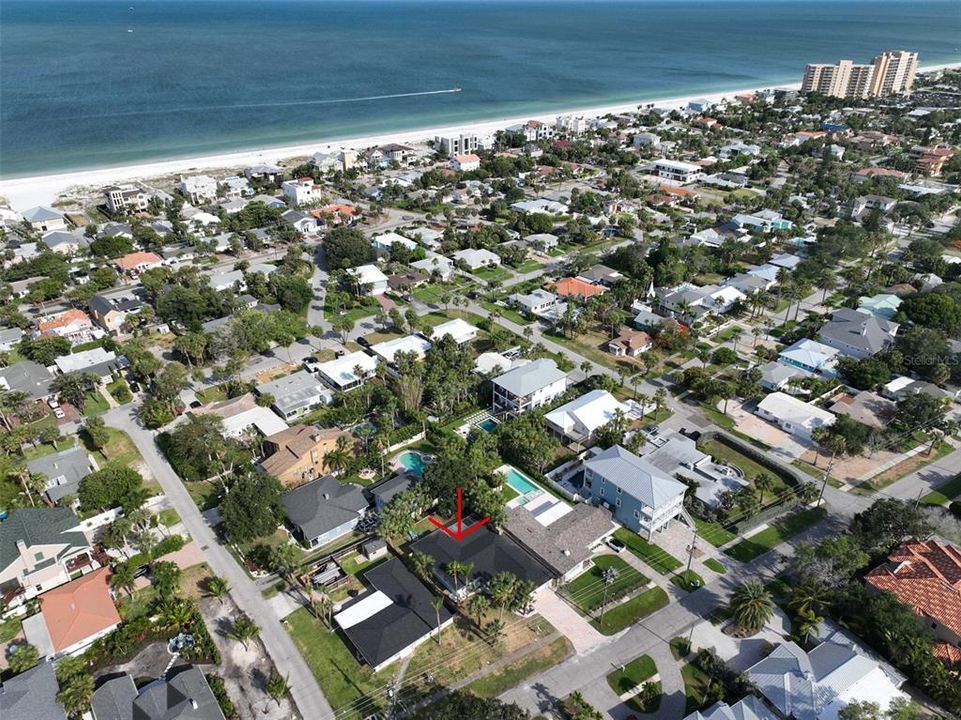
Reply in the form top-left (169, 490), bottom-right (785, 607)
top-left (79, 465), bottom-right (147, 513)
top-left (150, 560), bottom-right (183, 596)
top-left (206, 575), bottom-right (230, 604)
top-left (424, 689), bottom-right (530, 720)
top-left (265, 672), bottom-right (290, 706)
top-left (83, 416), bottom-right (111, 452)
top-left (219, 472), bottom-right (283, 543)
top-left (51, 371), bottom-right (99, 410)
top-left (850, 499), bottom-right (932, 556)
top-left (7, 642), bottom-right (38, 674)
top-left (324, 226), bottom-right (376, 269)
top-left (19, 336), bottom-right (72, 365)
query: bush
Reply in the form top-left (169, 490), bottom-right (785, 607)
top-left (206, 674), bottom-right (239, 720)
top-left (110, 383), bottom-right (133, 404)
top-left (152, 534), bottom-right (186, 559)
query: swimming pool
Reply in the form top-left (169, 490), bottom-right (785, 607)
top-left (478, 418), bottom-right (498, 433)
top-left (505, 467), bottom-right (538, 496)
top-left (397, 450), bottom-right (427, 475)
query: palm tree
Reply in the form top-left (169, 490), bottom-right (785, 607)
top-left (265, 672), bottom-right (289, 707)
top-left (754, 473), bottom-right (775, 505)
top-left (206, 576), bottom-right (230, 604)
top-left (431, 596), bottom-right (445, 645)
top-left (110, 562), bottom-right (136, 598)
top-left (409, 551), bottom-right (435, 581)
top-left (580, 360), bottom-right (592, 378)
top-left (729, 580), bottom-right (774, 635)
top-left (58, 673), bottom-right (95, 718)
top-left (157, 597), bottom-right (195, 632)
top-left (467, 593), bottom-right (490, 624)
top-left (793, 606), bottom-right (824, 646)
top-left (230, 615), bottom-right (260, 650)
top-left (487, 572), bottom-right (516, 620)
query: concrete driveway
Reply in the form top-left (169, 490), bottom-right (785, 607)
top-left (533, 586), bottom-right (606, 655)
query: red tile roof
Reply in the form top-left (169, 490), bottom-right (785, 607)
top-left (933, 641), bottom-right (961, 667)
top-left (40, 567), bottom-right (120, 652)
top-left (865, 540), bottom-right (961, 640)
top-left (115, 251), bottom-right (162, 271)
top-left (549, 277), bottom-right (607, 299)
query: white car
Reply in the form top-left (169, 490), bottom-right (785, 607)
top-left (53, 408), bottom-right (66, 419)
top-left (47, 397), bottom-right (60, 409)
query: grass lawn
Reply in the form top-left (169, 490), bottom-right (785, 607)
top-left (157, 508), bottom-right (180, 527)
top-left (196, 385), bottom-right (228, 404)
top-left (338, 551), bottom-right (388, 577)
top-left (473, 266), bottom-right (513, 283)
top-left (24, 435), bottom-right (79, 460)
top-left (590, 587), bottom-right (669, 635)
top-left (85, 427), bottom-right (144, 469)
top-left (0, 615), bottom-right (22, 643)
top-left (565, 555), bottom-right (648, 613)
top-left (515, 259), bottom-right (543, 273)
top-left (613, 529), bottom-right (682, 575)
top-left (682, 662), bottom-right (712, 714)
top-left (480, 301), bottom-right (530, 326)
top-left (671, 570), bottom-right (705, 592)
top-left (703, 558), bottom-right (726, 574)
top-left (285, 607), bottom-right (395, 713)
top-left (606, 654), bottom-right (656, 695)
top-left (725, 506), bottom-right (827, 563)
top-left (326, 302), bottom-right (380, 325)
top-left (920, 474), bottom-right (961, 506)
top-left (500, 483), bottom-right (520, 503)
top-left (106, 377), bottom-right (133, 404)
top-left (83, 391), bottom-right (110, 416)
top-left (670, 636), bottom-right (691, 660)
top-left (693, 517), bottom-right (736, 548)
top-left (466, 636), bottom-right (572, 698)
top-left (184, 480), bottom-right (221, 511)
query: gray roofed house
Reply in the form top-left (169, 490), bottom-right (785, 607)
top-left (0, 326), bottom-right (24, 351)
top-left (367, 471), bottom-right (418, 511)
top-left (256, 369), bottom-right (332, 421)
top-left (682, 697), bottom-right (777, 720)
top-left (504, 502), bottom-right (613, 580)
top-left (0, 661), bottom-right (68, 720)
top-left (335, 557), bottom-right (453, 671)
top-left (746, 634), bottom-right (907, 720)
top-left (491, 358), bottom-right (568, 417)
top-left (41, 230), bottom-right (88, 253)
top-left (27, 446), bottom-right (98, 504)
top-left (91, 665), bottom-right (225, 720)
top-left (818, 308), bottom-right (898, 360)
top-left (411, 525), bottom-right (554, 595)
top-left (583, 445), bottom-right (688, 539)
top-left (643, 435), bottom-right (749, 508)
top-left (282, 475), bottom-right (368, 548)
top-left (0, 360), bottom-right (55, 400)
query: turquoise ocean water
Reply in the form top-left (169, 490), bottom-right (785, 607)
top-left (1, 0), bottom-right (959, 177)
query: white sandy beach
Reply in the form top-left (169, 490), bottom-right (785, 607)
top-left (1, 62), bottom-right (958, 211)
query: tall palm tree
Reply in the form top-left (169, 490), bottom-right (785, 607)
top-left (206, 576), bottom-right (230, 604)
top-left (110, 562), bottom-right (136, 598)
top-left (409, 551), bottom-right (435, 581)
top-left (729, 580), bottom-right (774, 635)
top-left (230, 615), bottom-right (260, 651)
top-left (754, 473), bottom-right (775, 505)
top-left (265, 673), bottom-right (290, 707)
top-left (431, 596), bottom-right (445, 645)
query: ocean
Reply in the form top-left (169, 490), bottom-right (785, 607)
top-left (1, 0), bottom-right (959, 177)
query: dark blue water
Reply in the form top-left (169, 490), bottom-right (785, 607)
top-left (2, 0), bottom-right (959, 177)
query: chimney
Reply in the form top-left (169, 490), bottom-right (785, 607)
top-left (323, 493), bottom-right (330, 500)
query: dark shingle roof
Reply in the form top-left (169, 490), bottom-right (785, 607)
top-left (91, 665), bottom-right (224, 720)
top-left (0, 508), bottom-right (88, 572)
top-left (282, 476), bottom-right (367, 540)
top-left (0, 662), bottom-right (68, 720)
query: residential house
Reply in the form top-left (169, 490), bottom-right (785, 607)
top-left (347, 264), bottom-right (388, 295)
top-left (114, 251), bottom-right (163, 276)
top-left (507, 119), bottom-right (554, 142)
top-left (316, 350), bottom-right (378, 391)
top-left (523, 232), bottom-right (559, 251)
top-left (54, 347), bottom-right (126, 382)
top-left (42, 230), bottom-right (87, 255)
top-left (682, 698), bottom-right (777, 720)
top-left (544, 389), bottom-right (630, 444)
top-left (371, 231), bottom-right (417, 258)
top-left (778, 338), bottom-right (841, 378)
top-left (369, 335), bottom-right (431, 365)
top-left (0, 508), bottom-right (96, 608)
top-left (256, 370), bottom-right (331, 421)
top-left (818, 308), bottom-right (898, 360)
top-left (509, 288), bottom-right (557, 316)
top-left (908, 145), bottom-right (954, 176)
top-left (244, 164), bottom-right (284, 185)
top-left (104, 184), bottom-right (150, 214)
top-left (583, 445), bottom-right (688, 539)
top-left (452, 248), bottom-right (500, 270)
top-left (747, 634), bottom-right (907, 720)
top-left (367, 472), bottom-right (418, 512)
top-left (857, 293), bottom-right (902, 320)
top-left (491, 358), bottom-right (568, 416)
top-left (35, 308), bottom-right (97, 345)
top-left (434, 133), bottom-right (479, 157)
top-left (87, 294), bottom-right (144, 335)
top-left (608, 328), bottom-right (653, 357)
top-left (551, 276), bottom-right (607, 300)
top-left (651, 159), bottom-right (703, 184)
top-left (281, 209), bottom-right (320, 235)
top-left (718, 141), bottom-right (762, 159)
top-left (191, 393), bottom-right (289, 439)
top-left (828, 390), bottom-right (897, 429)
top-left (22, 206), bottom-right (67, 232)
top-left (428, 318), bottom-right (478, 345)
top-left (335, 558), bottom-right (453, 672)
top-left (281, 177), bottom-right (323, 205)
top-left (760, 361), bottom-right (812, 393)
top-left (411, 253), bottom-right (454, 281)
top-left (633, 132), bottom-right (661, 148)
top-left (644, 435), bottom-right (750, 508)
top-left (311, 149), bottom-right (356, 172)
top-left (452, 153), bottom-right (481, 172)
top-left (25, 567), bottom-right (120, 658)
top-left (510, 198), bottom-right (568, 215)
top-left (881, 376), bottom-right (952, 403)
top-left (91, 665), bottom-right (226, 720)
top-left (731, 210), bottom-right (793, 233)
top-left (27, 446), bottom-right (98, 504)
top-left (412, 525), bottom-right (553, 597)
top-left (206, 269), bottom-right (246, 292)
top-left (0, 327), bottom-right (23, 351)
top-left (178, 175), bottom-right (218, 205)
top-left (0, 662), bottom-right (68, 720)
top-left (282, 475), bottom-right (368, 548)
top-left (865, 540), bottom-right (961, 663)
top-left (260, 426), bottom-right (348, 487)
top-left (0, 360), bottom-right (55, 401)
top-left (578, 264), bottom-right (623, 287)
top-left (756, 392), bottom-right (835, 440)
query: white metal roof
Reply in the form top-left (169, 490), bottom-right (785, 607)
top-left (334, 590), bottom-right (394, 630)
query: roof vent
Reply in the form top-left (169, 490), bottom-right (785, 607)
top-left (189, 699), bottom-right (198, 710)
top-left (562, 549), bottom-right (571, 556)
top-left (323, 493), bottom-right (330, 500)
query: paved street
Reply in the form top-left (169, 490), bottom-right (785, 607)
top-left (102, 405), bottom-right (333, 719)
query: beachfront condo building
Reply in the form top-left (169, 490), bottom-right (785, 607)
top-left (434, 132), bottom-right (479, 157)
top-left (801, 50), bottom-right (918, 99)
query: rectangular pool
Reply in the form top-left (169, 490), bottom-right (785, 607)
top-left (505, 467), bottom-right (538, 496)
top-left (478, 418), bottom-right (498, 433)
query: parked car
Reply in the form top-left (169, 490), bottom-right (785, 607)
top-left (129, 382), bottom-right (142, 393)
top-left (357, 337), bottom-right (371, 348)
top-left (47, 397), bottom-right (60, 409)
top-left (644, 423), bottom-right (659, 436)
top-left (53, 408), bottom-right (66, 419)
top-left (605, 536), bottom-right (626, 553)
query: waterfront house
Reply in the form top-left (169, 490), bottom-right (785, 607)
top-left (282, 475), bottom-right (368, 548)
top-left (104, 184), bottom-right (150, 214)
top-left (178, 175), bottom-right (218, 205)
top-left (22, 206), bottom-right (67, 232)
top-left (583, 445), bottom-right (687, 539)
top-left (491, 359), bottom-right (568, 416)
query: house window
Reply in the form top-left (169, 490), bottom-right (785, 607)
top-left (633, 510), bottom-right (640, 519)
top-left (34, 552), bottom-right (44, 561)
top-left (616, 487), bottom-right (622, 495)
top-left (616, 499), bottom-right (622, 507)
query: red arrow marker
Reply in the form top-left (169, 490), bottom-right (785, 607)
top-left (429, 487), bottom-right (491, 540)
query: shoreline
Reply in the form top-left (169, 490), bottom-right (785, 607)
top-left (2, 61), bottom-right (959, 211)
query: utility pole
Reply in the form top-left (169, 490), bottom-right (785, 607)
top-left (816, 452), bottom-right (837, 508)
top-left (686, 525), bottom-right (700, 574)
